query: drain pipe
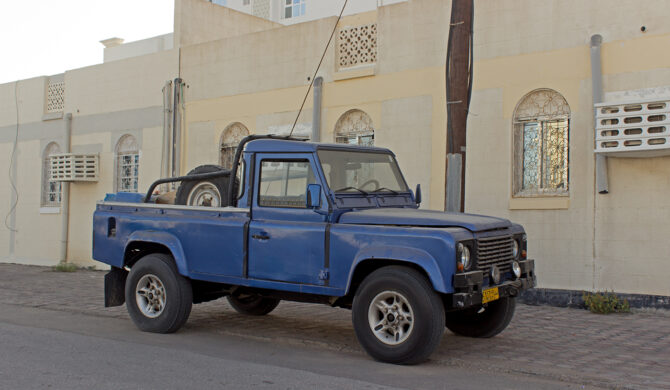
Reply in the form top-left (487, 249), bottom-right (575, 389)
top-left (60, 113), bottom-right (72, 263)
top-left (162, 80), bottom-right (173, 189)
top-left (172, 78), bottom-right (182, 179)
top-left (311, 76), bottom-right (323, 142)
top-left (591, 34), bottom-right (608, 194)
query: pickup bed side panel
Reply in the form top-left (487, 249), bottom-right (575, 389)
top-left (93, 204), bottom-right (248, 278)
top-left (328, 224), bottom-right (463, 294)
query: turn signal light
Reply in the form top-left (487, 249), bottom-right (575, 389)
top-left (521, 250), bottom-right (527, 259)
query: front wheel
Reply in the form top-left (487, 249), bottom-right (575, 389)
top-left (352, 266), bottom-right (445, 365)
top-left (125, 253), bottom-right (193, 333)
top-left (445, 296), bottom-right (516, 338)
top-left (227, 295), bottom-right (280, 316)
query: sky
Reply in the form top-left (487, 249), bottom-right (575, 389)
top-left (0, 0), bottom-right (174, 84)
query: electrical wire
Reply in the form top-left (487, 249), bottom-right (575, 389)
top-left (289, 0), bottom-right (348, 137)
top-left (5, 81), bottom-right (20, 232)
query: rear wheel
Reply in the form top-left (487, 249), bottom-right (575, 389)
top-left (125, 253), bottom-right (192, 333)
top-left (352, 266), bottom-right (444, 365)
top-left (227, 295), bottom-right (280, 316)
top-left (445, 296), bottom-right (516, 338)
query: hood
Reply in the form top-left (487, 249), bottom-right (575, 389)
top-left (338, 208), bottom-right (511, 232)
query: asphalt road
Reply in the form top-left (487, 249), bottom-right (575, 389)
top-left (0, 303), bottom-right (599, 390)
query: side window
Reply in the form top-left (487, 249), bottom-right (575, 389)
top-left (258, 160), bottom-right (316, 208)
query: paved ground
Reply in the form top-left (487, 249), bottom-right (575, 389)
top-left (1, 263), bottom-right (669, 389)
top-left (0, 304), bottom-right (590, 390)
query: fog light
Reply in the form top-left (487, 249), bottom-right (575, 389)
top-left (490, 265), bottom-right (501, 284)
top-left (512, 261), bottom-right (521, 278)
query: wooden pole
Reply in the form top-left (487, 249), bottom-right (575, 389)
top-left (445, 0), bottom-right (473, 212)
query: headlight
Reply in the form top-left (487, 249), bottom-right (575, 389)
top-left (512, 240), bottom-right (519, 258)
top-left (457, 243), bottom-right (471, 271)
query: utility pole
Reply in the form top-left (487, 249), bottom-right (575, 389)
top-left (445, 0), bottom-right (473, 212)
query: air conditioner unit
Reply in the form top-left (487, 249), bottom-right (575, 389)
top-left (50, 153), bottom-right (99, 182)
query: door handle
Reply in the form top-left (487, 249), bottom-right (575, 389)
top-left (252, 233), bottom-right (270, 240)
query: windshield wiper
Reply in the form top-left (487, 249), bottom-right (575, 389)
top-left (370, 187), bottom-right (399, 195)
top-left (335, 186), bottom-right (369, 195)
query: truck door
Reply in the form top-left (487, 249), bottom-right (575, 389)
top-left (248, 153), bottom-right (327, 285)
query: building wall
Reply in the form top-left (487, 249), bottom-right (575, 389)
top-left (0, 48), bottom-right (178, 267)
top-left (1, 0), bottom-right (669, 298)
top-left (175, 0), bottom-right (280, 47)
top-left (466, 0), bottom-right (670, 296)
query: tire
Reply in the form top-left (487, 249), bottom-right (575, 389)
top-left (125, 253), bottom-right (193, 333)
top-left (352, 266), bottom-right (445, 365)
top-left (227, 295), bottom-right (280, 316)
top-left (175, 165), bottom-right (232, 207)
top-left (445, 296), bottom-right (516, 338)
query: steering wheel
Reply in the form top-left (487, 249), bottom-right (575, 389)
top-left (359, 179), bottom-right (380, 190)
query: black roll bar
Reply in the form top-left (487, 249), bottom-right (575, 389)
top-left (143, 134), bottom-right (305, 204)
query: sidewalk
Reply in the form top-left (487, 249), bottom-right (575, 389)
top-left (1, 263), bottom-right (668, 389)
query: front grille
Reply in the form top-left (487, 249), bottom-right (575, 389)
top-left (476, 235), bottom-right (514, 275)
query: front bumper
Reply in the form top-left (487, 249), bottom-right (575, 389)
top-left (451, 259), bottom-right (536, 309)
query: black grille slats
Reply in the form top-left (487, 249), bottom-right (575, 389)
top-left (477, 235), bottom-right (514, 275)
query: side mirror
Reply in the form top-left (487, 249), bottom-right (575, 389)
top-left (415, 184), bottom-right (422, 206)
top-left (306, 184), bottom-right (322, 208)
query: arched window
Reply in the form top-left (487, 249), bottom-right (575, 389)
top-left (115, 134), bottom-right (139, 192)
top-left (220, 122), bottom-right (249, 169)
top-left (41, 142), bottom-right (61, 207)
top-left (334, 109), bottom-right (374, 146)
top-left (513, 89), bottom-right (570, 196)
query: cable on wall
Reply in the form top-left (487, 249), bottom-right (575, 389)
top-left (5, 81), bottom-right (20, 232)
top-left (289, 0), bottom-right (348, 137)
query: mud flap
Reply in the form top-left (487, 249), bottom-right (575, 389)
top-left (104, 267), bottom-right (128, 307)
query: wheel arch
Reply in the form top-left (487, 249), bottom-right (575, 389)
top-left (124, 231), bottom-right (189, 276)
top-left (344, 246), bottom-right (448, 297)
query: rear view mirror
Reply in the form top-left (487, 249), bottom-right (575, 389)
top-left (306, 184), bottom-right (321, 208)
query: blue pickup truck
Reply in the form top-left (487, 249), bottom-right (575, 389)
top-left (93, 136), bottom-right (536, 364)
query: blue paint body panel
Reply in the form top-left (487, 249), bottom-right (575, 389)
top-left (338, 208), bottom-right (512, 232)
top-left (92, 139), bottom-right (528, 299)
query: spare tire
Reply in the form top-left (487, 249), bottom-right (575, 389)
top-left (175, 165), bottom-right (232, 207)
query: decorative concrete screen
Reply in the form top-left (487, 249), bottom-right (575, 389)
top-left (50, 153), bottom-right (99, 182)
top-left (595, 99), bottom-right (670, 157)
top-left (337, 24), bottom-right (377, 70)
top-left (46, 81), bottom-right (65, 113)
top-left (252, 0), bottom-right (270, 19)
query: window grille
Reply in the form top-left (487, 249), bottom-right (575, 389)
top-left (46, 81), bottom-right (65, 113)
top-left (513, 89), bottom-right (570, 196)
top-left (115, 135), bottom-right (139, 192)
top-left (337, 24), bottom-right (378, 70)
top-left (334, 109), bottom-right (375, 146)
top-left (220, 123), bottom-right (249, 169)
top-left (41, 142), bottom-right (62, 207)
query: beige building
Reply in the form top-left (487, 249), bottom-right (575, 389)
top-left (1, 0), bottom-right (669, 303)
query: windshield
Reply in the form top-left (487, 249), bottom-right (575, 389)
top-left (317, 150), bottom-right (409, 194)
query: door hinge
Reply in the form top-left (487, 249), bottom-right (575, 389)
top-left (318, 269), bottom-right (330, 281)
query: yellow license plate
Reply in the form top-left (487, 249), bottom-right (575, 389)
top-left (482, 287), bottom-right (499, 304)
